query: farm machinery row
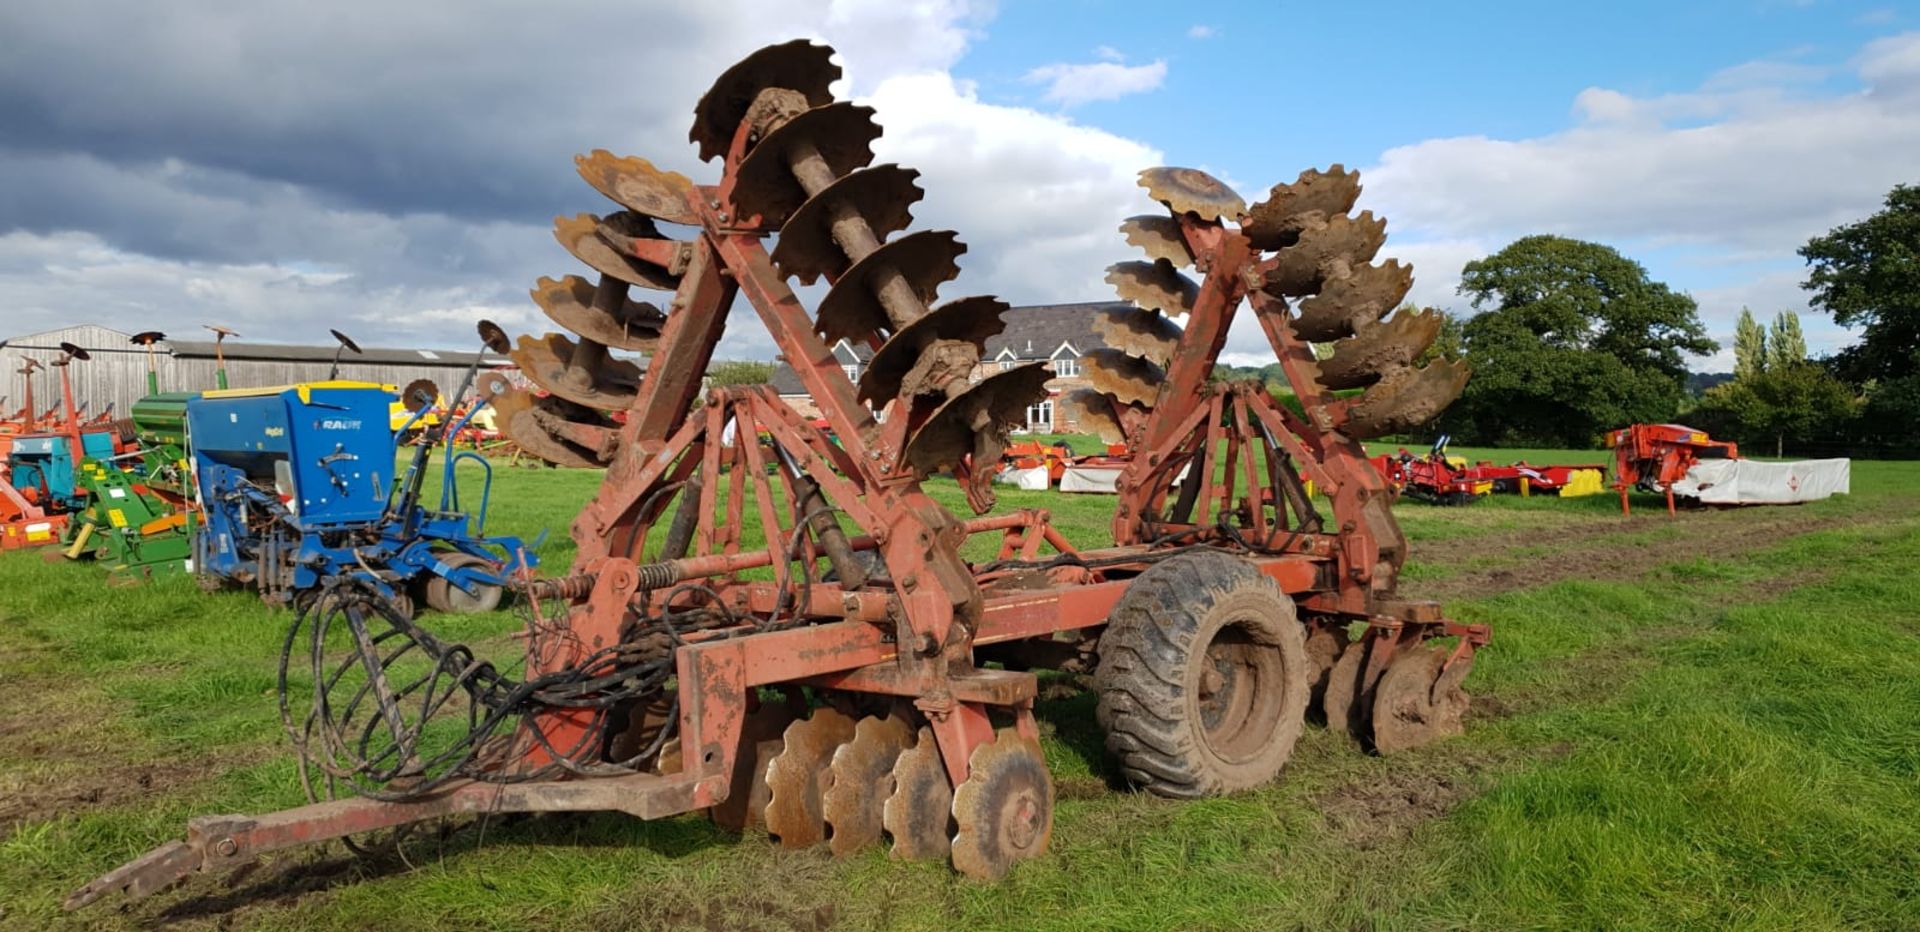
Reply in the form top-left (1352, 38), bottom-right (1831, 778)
top-left (4, 326), bottom-right (532, 614)
top-left (72, 40), bottom-right (1487, 907)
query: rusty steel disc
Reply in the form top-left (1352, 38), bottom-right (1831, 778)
top-left (711, 703), bottom-right (800, 831)
top-left (730, 101), bottom-right (882, 227)
top-left (129, 330), bottom-right (166, 346)
top-left (530, 275), bottom-right (664, 352)
top-left (489, 388), bottom-right (614, 469)
top-left (1106, 260), bottom-right (1198, 317)
top-left (691, 40), bottom-right (840, 163)
top-left (1083, 347), bottom-right (1165, 408)
top-left (1320, 636), bottom-right (1375, 744)
top-left (822, 712), bottom-right (915, 857)
top-left (814, 229), bottom-right (966, 346)
top-left (1318, 308), bottom-right (1447, 390)
top-left (949, 729), bottom-right (1054, 881)
top-left (1342, 359), bottom-right (1471, 440)
top-left (1118, 214), bottom-right (1192, 267)
top-left (1263, 212), bottom-right (1390, 298)
top-left (859, 295), bottom-right (1008, 405)
top-left (1242, 166), bottom-right (1363, 251)
top-left (574, 150), bottom-right (698, 226)
top-left (1137, 166), bottom-right (1246, 221)
top-left (1304, 624), bottom-right (1351, 723)
top-left (1372, 644), bottom-right (1473, 754)
top-left (1292, 260), bottom-right (1413, 342)
top-left (901, 363), bottom-right (1053, 478)
top-left (509, 332), bottom-right (641, 410)
top-left (771, 164), bottom-right (924, 285)
top-left (882, 727), bottom-right (953, 861)
top-left (477, 320), bottom-right (511, 354)
top-left (1092, 306), bottom-right (1184, 367)
top-left (763, 707), bottom-right (857, 848)
top-left (1066, 388), bottom-right (1126, 444)
top-left (399, 378), bottom-right (440, 412)
top-left (552, 213), bottom-right (681, 291)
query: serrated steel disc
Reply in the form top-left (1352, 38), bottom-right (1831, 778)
top-left (815, 229), bottom-right (966, 346)
top-left (859, 295), bottom-right (1007, 405)
top-left (1242, 166), bottom-right (1363, 251)
top-left (488, 386), bottom-right (614, 469)
top-left (1342, 359), bottom-right (1471, 440)
top-left (770, 164), bottom-right (923, 285)
top-left (1372, 644), bottom-right (1472, 755)
top-left (691, 40), bottom-right (840, 163)
top-left (1092, 305), bottom-right (1183, 367)
top-left (1292, 260), bottom-right (1414, 342)
top-left (950, 729), bottom-right (1053, 881)
top-left (1083, 348), bottom-right (1164, 408)
top-left (1118, 214), bottom-right (1192, 267)
top-left (400, 378), bottom-right (439, 412)
top-left (530, 275), bottom-right (664, 352)
top-left (763, 707), bottom-right (856, 849)
top-left (1106, 260), bottom-right (1198, 317)
top-left (574, 150), bottom-right (698, 226)
top-left (711, 703), bottom-right (799, 831)
top-left (822, 712), bottom-right (914, 857)
top-left (1138, 166), bottom-right (1246, 221)
top-left (552, 213), bottom-right (680, 291)
top-left (902, 363), bottom-right (1053, 478)
top-left (1263, 212), bottom-right (1390, 297)
top-left (1318, 308), bottom-right (1447, 390)
top-left (1066, 388), bottom-right (1127, 444)
top-left (509, 332), bottom-right (641, 409)
top-left (731, 102), bottom-right (881, 226)
top-left (883, 727), bottom-right (953, 861)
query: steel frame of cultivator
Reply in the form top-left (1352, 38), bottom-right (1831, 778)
top-left (70, 39), bottom-right (1486, 908)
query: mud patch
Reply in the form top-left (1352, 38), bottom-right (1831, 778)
top-left (1406, 510), bottom-right (1856, 604)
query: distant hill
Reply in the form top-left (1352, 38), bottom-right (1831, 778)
top-left (1688, 372), bottom-right (1734, 394)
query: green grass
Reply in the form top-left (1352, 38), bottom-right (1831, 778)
top-left (2, 451), bottom-right (1918, 930)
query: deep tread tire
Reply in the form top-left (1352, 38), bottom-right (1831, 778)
top-left (1094, 550), bottom-right (1310, 797)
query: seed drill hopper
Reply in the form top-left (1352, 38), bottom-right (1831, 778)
top-left (71, 41), bottom-right (1478, 908)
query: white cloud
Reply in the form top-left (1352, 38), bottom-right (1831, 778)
top-left (1188, 24), bottom-right (1215, 39)
top-left (1094, 45), bottom-right (1124, 62)
top-left (1359, 32), bottom-right (1920, 359)
top-left (1023, 59), bottom-right (1169, 108)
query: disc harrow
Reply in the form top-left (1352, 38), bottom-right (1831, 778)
top-left (70, 41), bottom-right (1489, 911)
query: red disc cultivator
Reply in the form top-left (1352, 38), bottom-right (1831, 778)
top-left (70, 41), bottom-right (1482, 907)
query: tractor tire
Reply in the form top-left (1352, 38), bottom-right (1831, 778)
top-left (424, 553), bottom-right (504, 615)
top-left (1094, 550), bottom-right (1310, 798)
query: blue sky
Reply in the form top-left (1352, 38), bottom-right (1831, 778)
top-left (1, 0), bottom-right (1915, 371)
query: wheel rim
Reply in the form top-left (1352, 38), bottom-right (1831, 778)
top-left (1194, 620), bottom-right (1290, 764)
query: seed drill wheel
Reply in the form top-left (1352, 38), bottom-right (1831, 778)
top-left (423, 552), bottom-right (505, 614)
top-left (1095, 550), bottom-right (1310, 797)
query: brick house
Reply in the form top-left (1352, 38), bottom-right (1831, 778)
top-left (770, 301), bottom-right (1126, 434)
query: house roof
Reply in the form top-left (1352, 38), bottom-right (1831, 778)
top-left (770, 340), bottom-right (874, 395)
top-left (982, 301), bottom-right (1120, 360)
top-left (767, 303), bottom-right (1122, 395)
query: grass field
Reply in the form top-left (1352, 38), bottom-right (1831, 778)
top-left (3, 447), bottom-right (1918, 930)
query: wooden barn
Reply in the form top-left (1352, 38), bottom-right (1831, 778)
top-left (0, 324), bottom-right (508, 421)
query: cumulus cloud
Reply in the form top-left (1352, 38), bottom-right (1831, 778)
top-left (1359, 32), bottom-right (1920, 359)
top-left (1024, 59), bottom-right (1169, 108)
top-left (0, 0), bottom-right (1170, 362)
top-left (1188, 24), bottom-right (1215, 39)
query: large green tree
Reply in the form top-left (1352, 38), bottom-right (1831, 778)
top-left (1733, 308), bottom-right (1766, 378)
top-left (1800, 184), bottom-right (1920, 383)
top-left (1447, 235), bottom-right (1716, 446)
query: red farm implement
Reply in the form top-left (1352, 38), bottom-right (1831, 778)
top-left (1607, 423), bottom-right (1739, 515)
top-left (71, 41), bottom-right (1481, 907)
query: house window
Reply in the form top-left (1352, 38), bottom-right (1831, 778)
top-left (843, 364), bottom-right (860, 382)
top-left (999, 360), bottom-right (1015, 372)
top-left (1026, 400), bottom-right (1053, 432)
top-left (1052, 357), bottom-right (1077, 378)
